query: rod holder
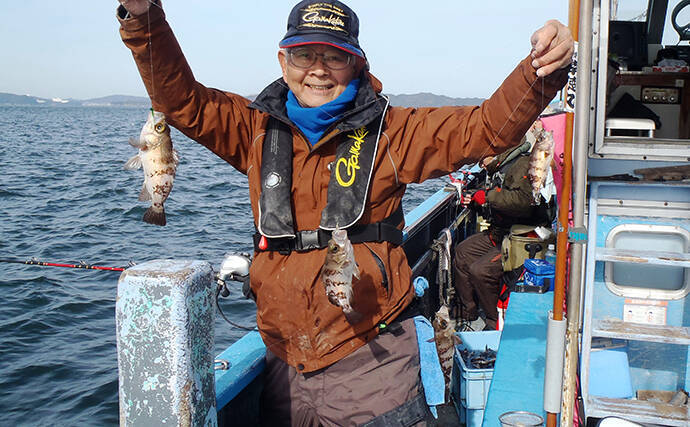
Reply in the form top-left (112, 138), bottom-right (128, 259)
top-left (544, 310), bottom-right (567, 414)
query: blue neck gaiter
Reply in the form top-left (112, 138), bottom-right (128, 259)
top-left (286, 78), bottom-right (360, 145)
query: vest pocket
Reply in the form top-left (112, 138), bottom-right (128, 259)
top-left (364, 244), bottom-right (389, 293)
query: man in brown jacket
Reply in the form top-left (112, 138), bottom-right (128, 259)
top-left (117, 0), bottom-right (573, 425)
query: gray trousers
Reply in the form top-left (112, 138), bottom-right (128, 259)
top-left (259, 317), bottom-right (424, 427)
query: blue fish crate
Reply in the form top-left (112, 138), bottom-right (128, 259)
top-left (453, 399), bottom-right (485, 427)
top-left (451, 330), bottom-right (501, 422)
top-left (521, 258), bottom-right (555, 292)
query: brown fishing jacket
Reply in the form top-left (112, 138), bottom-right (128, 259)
top-left (118, 6), bottom-right (567, 372)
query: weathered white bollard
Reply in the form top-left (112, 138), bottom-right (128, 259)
top-left (116, 260), bottom-right (217, 426)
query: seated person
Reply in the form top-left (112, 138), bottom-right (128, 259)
top-left (452, 131), bottom-right (554, 331)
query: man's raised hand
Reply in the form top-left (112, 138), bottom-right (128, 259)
top-left (530, 20), bottom-right (574, 77)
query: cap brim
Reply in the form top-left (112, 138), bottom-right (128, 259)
top-left (279, 34), bottom-right (364, 59)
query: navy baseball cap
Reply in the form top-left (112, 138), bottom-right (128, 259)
top-left (279, 0), bottom-right (365, 59)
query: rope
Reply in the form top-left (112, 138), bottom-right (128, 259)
top-left (430, 229), bottom-right (454, 307)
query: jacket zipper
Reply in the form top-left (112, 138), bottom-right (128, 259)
top-left (364, 243), bottom-right (388, 292)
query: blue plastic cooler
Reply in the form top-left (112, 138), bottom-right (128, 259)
top-left (523, 258), bottom-right (555, 292)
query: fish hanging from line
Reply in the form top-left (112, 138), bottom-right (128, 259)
top-left (320, 228), bottom-right (362, 324)
top-left (527, 125), bottom-right (555, 204)
top-left (124, 110), bottom-right (179, 226)
top-left (431, 304), bottom-right (461, 401)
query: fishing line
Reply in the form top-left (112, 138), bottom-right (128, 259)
top-left (147, 3), bottom-right (156, 103)
top-left (479, 74), bottom-right (544, 162)
top-left (213, 275), bottom-right (304, 352)
top-left (543, 75), bottom-right (546, 115)
top-left (142, 1), bottom-right (169, 104)
top-left (213, 278), bottom-right (310, 354)
top-left (214, 283), bottom-right (257, 331)
top-left (147, 0), bottom-right (163, 10)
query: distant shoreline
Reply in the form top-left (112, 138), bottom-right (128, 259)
top-left (0, 103), bottom-right (152, 108)
top-left (0, 92), bottom-right (152, 108)
top-left (0, 92), bottom-right (484, 108)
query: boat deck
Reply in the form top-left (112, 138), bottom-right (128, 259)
top-left (484, 291), bottom-right (553, 426)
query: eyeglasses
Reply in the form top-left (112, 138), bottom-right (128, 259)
top-left (287, 47), bottom-right (353, 70)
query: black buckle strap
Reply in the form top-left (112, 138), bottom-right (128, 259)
top-left (253, 207), bottom-right (404, 254)
top-left (349, 222), bottom-right (403, 246)
top-left (296, 229), bottom-right (330, 251)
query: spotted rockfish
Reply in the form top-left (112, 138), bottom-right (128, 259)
top-left (528, 125), bottom-right (555, 204)
top-left (320, 228), bottom-right (362, 324)
top-left (432, 304), bottom-right (461, 400)
top-left (124, 110), bottom-right (179, 226)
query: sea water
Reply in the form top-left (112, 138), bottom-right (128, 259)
top-left (0, 105), bottom-right (443, 425)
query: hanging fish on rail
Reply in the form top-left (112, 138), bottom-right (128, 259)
top-left (432, 304), bottom-right (461, 400)
top-left (320, 228), bottom-right (362, 324)
top-left (124, 110), bottom-right (179, 226)
top-left (527, 125), bottom-right (555, 204)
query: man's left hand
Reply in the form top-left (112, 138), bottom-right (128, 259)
top-left (530, 20), bottom-right (574, 77)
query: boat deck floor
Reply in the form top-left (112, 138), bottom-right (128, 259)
top-left (483, 291), bottom-right (552, 426)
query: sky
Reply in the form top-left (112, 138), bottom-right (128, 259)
top-left (0, 1), bottom-right (568, 100)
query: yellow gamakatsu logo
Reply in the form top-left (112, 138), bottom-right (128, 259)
top-left (335, 127), bottom-right (368, 187)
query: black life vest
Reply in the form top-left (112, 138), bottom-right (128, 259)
top-left (254, 110), bottom-right (403, 253)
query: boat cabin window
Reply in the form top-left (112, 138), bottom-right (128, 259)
top-left (594, 0), bottom-right (690, 160)
top-left (604, 224), bottom-right (690, 299)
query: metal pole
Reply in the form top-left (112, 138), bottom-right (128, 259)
top-left (561, 0), bottom-right (593, 425)
top-left (546, 1), bottom-right (582, 426)
top-left (116, 259), bottom-right (217, 426)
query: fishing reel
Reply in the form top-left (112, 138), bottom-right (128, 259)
top-left (214, 252), bottom-right (257, 331)
top-left (447, 169), bottom-right (474, 203)
top-left (215, 252), bottom-right (253, 300)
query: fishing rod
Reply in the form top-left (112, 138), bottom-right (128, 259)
top-left (4, 254), bottom-right (258, 330)
top-left (0, 257), bottom-right (129, 272)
